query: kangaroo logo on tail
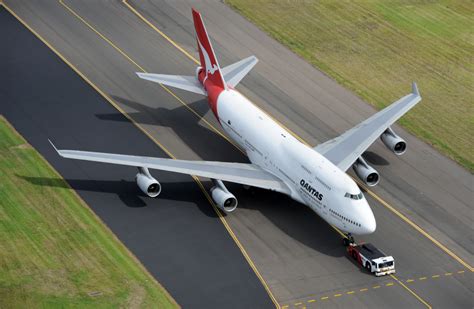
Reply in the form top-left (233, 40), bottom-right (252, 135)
top-left (198, 40), bottom-right (218, 76)
top-left (192, 8), bottom-right (226, 90)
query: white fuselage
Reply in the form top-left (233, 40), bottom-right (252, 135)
top-left (215, 89), bottom-right (376, 235)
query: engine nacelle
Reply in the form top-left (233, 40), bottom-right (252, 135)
top-left (210, 179), bottom-right (238, 213)
top-left (381, 127), bottom-right (406, 155)
top-left (353, 157), bottom-right (380, 187)
top-left (136, 167), bottom-right (161, 197)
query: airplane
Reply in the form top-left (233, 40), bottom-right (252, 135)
top-left (50, 8), bottom-right (421, 240)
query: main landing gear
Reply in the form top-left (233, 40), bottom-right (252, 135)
top-left (343, 233), bottom-right (355, 246)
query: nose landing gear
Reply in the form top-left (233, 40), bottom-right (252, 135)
top-left (343, 233), bottom-right (355, 246)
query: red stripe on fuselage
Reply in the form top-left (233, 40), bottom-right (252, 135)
top-left (205, 80), bottom-right (224, 119)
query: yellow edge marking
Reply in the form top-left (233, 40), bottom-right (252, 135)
top-left (355, 175), bottom-right (473, 272)
top-left (59, 0), bottom-right (145, 71)
top-left (122, 0), bottom-right (344, 241)
top-left (122, 0), bottom-right (312, 157)
top-left (294, 302), bottom-right (302, 306)
top-left (321, 296), bottom-right (329, 300)
top-left (122, 0), bottom-right (309, 146)
top-left (193, 180), bottom-right (280, 308)
top-left (289, 268), bottom-right (467, 306)
top-left (57, 1), bottom-right (280, 307)
top-left (281, 306), bottom-right (288, 309)
top-left (122, 0), bottom-right (474, 272)
top-left (0, 3), bottom-right (179, 307)
top-left (458, 270), bottom-right (465, 274)
top-left (122, 0), bottom-right (342, 239)
top-left (59, 0), bottom-right (243, 154)
top-left (391, 274), bottom-right (432, 309)
top-left (6, 1), bottom-right (277, 308)
top-left (122, 0), bottom-right (198, 63)
top-left (432, 275), bottom-right (440, 278)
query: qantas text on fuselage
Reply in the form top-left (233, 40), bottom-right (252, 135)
top-left (51, 8), bottom-right (421, 237)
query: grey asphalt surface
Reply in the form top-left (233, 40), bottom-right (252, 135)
top-left (0, 7), bottom-right (273, 308)
top-left (3, 0), bottom-right (473, 308)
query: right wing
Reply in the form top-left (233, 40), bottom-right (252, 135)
top-left (314, 82), bottom-right (421, 171)
top-left (49, 141), bottom-right (290, 194)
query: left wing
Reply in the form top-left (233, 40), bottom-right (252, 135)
top-left (314, 82), bottom-right (421, 171)
top-left (49, 141), bottom-right (290, 194)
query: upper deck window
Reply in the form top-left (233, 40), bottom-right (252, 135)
top-left (344, 192), bottom-right (364, 200)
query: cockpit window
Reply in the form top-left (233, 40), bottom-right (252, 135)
top-left (344, 192), bottom-right (364, 200)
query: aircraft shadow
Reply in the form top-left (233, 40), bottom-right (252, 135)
top-left (226, 183), bottom-right (347, 258)
top-left (17, 175), bottom-right (218, 218)
top-left (81, 94), bottom-right (351, 256)
top-left (20, 172), bottom-right (345, 256)
top-left (96, 95), bottom-right (245, 163)
top-left (363, 151), bottom-right (390, 166)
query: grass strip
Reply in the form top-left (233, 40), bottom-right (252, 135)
top-left (0, 116), bottom-right (177, 308)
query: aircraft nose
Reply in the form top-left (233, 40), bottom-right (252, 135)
top-left (360, 202), bottom-right (376, 234)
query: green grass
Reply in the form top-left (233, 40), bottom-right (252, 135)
top-left (226, 0), bottom-right (474, 172)
top-left (0, 116), bottom-right (177, 308)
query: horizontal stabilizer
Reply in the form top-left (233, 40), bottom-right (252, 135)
top-left (221, 56), bottom-right (258, 87)
top-left (137, 72), bottom-right (206, 95)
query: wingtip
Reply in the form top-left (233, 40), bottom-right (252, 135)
top-left (48, 139), bottom-right (58, 153)
top-left (412, 82), bottom-right (420, 96)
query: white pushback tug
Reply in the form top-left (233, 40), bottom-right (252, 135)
top-left (346, 242), bottom-right (395, 276)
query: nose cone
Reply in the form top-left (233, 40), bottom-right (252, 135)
top-left (360, 202), bottom-right (377, 234)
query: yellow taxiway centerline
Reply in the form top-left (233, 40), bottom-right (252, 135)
top-left (3, 1), bottom-right (281, 308)
top-left (121, 0), bottom-right (474, 272)
top-left (56, 1), bottom-right (282, 306)
top-left (0, 2), bottom-right (182, 306)
top-left (390, 274), bottom-right (432, 309)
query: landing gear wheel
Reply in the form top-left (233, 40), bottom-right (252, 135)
top-left (343, 233), bottom-right (355, 246)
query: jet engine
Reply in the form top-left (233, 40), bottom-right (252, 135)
top-left (381, 127), bottom-right (407, 155)
top-left (353, 157), bottom-right (380, 187)
top-left (136, 167), bottom-right (161, 197)
top-left (210, 179), bottom-right (238, 213)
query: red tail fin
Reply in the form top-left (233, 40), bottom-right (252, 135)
top-left (192, 8), bottom-right (227, 90)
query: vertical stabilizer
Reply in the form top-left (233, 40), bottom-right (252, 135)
top-left (192, 8), bottom-right (227, 90)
